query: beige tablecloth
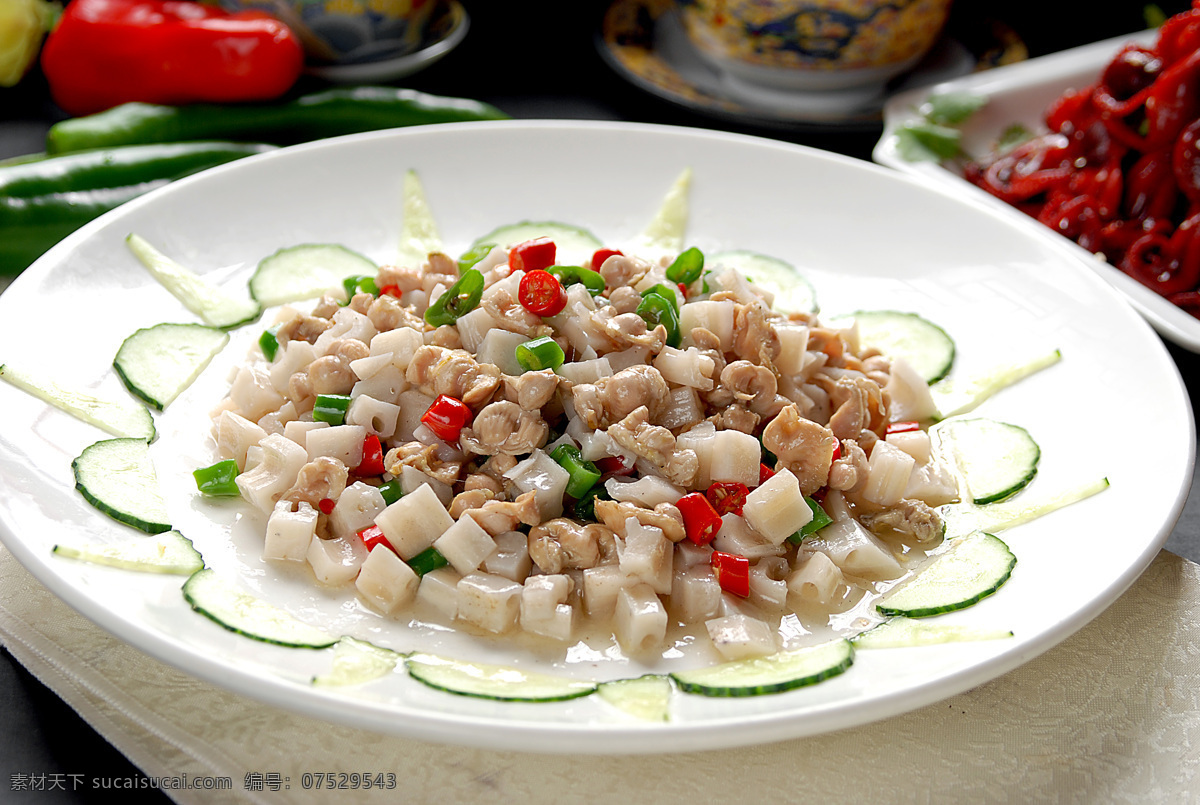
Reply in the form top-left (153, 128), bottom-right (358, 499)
top-left (1, 543), bottom-right (1198, 804)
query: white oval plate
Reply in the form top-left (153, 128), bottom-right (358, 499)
top-left (873, 30), bottom-right (1200, 353)
top-left (0, 121), bottom-right (1191, 753)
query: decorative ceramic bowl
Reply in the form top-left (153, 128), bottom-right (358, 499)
top-left (676, 0), bottom-right (953, 92)
top-left (220, 0), bottom-right (440, 65)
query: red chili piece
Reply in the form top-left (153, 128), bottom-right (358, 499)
top-left (518, 269), bottom-right (568, 317)
top-left (591, 248), bottom-right (623, 271)
top-left (357, 524), bottom-right (395, 554)
top-left (355, 434), bottom-right (385, 476)
top-left (759, 462), bottom-right (775, 486)
top-left (705, 481), bottom-right (749, 516)
top-left (318, 498), bottom-right (336, 515)
top-left (595, 455), bottom-right (635, 478)
top-left (379, 283), bottom-right (402, 299)
top-left (421, 395), bottom-right (473, 443)
top-left (711, 551), bottom-right (750, 598)
top-left (677, 492), bottom-right (723, 546)
top-left (885, 421), bottom-right (922, 435)
top-left (509, 237), bottom-right (557, 273)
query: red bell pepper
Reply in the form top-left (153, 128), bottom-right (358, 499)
top-left (40, 0), bottom-right (304, 116)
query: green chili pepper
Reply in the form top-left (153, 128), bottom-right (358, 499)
top-left (424, 267), bottom-right (484, 327)
top-left (313, 394), bottom-right (352, 425)
top-left (192, 459), bottom-right (241, 497)
top-left (787, 497), bottom-right (834, 544)
top-left (258, 327), bottom-right (280, 362)
top-left (515, 336), bottom-right (566, 372)
top-left (342, 274), bottom-right (379, 301)
top-left (550, 444), bottom-right (602, 500)
top-left (46, 86), bottom-right (511, 154)
top-left (547, 264), bottom-right (606, 295)
top-left (377, 478), bottom-right (403, 506)
top-left (0, 141), bottom-right (275, 275)
top-left (573, 484), bottom-right (609, 522)
top-left (457, 241), bottom-right (496, 273)
top-left (642, 282), bottom-right (682, 310)
top-left (636, 289), bottom-right (681, 348)
top-left (665, 246), bottom-right (705, 285)
top-left (408, 546), bottom-right (449, 576)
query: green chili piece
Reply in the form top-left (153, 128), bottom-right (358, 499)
top-left (515, 336), bottom-right (566, 372)
top-left (665, 246), bottom-right (704, 284)
top-left (787, 497), bottom-right (834, 544)
top-left (377, 478), bottom-right (403, 505)
top-left (408, 546), bottom-right (449, 576)
top-left (550, 444), bottom-right (602, 499)
top-left (548, 264), bottom-right (606, 295)
top-left (313, 394), bottom-right (352, 425)
top-left (458, 242), bottom-right (496, 272)
top-left (573, 484), bottom-right (609, 522)
top-left (342, 274), bottom-right (379, 300)
top-left (258, 327), bottom-right (280, 362)
top-left (636, 290), bottom-right (681, 348)
top-left (424, 267), bottom-right (484, 327)
top-left (193, 459), bottom-right (241, 497)
top-left (642, 282), bottom-right (681, 311)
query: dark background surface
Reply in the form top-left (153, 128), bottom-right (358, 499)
top-left (1, 1), bottom-right (1196, 801)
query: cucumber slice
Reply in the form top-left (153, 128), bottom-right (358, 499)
top-left (711, 250), bottom-right (818, 314)
top-left (670, 639), bottom-right (854, 697)
top-left (832, 310), bottom-right (955, 384)
top-left (941, 476), bottom-right (1109, 539)
top-left (405, 653), bottom-right (597, 702)
top-left (249, 243), bottom-right (378, 306)
top-left (126, 234), bottom-right (262, 329)
top-left (637, 167), bottom-right (692, 251)
top-left (52, 530), bottom-right (203, 575)
top-left (312, 637), bottom-right (403, 687)
top-left (72, 438), bottom-right (171, 534)
top-left (0, 363), bottom-right (155, 440)
top-left (852, 616), bottom-right (1013, 648)
top-left (934, 417), bottom-right (1040, 504)
top-left (397, 169), bottom-right (443, 269)
top-left (876, 531), bottom-right (1016, 618)
top-left (113, 322), bottom-right (228, 410)
top-left (470, 221), bottom-right (603, 267)
top-left (182, 568), bottom-right (338, 649)
top-left (931, 349), bottom-right (1062, 419)
top-left (596, 674), bottom-right (672, 721)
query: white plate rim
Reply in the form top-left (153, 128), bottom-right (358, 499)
top-left (0, 119), bottom-right (1193, 753)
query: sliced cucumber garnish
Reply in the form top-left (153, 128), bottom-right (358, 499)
top-left (113, 322), bottom-right (228, 410)
top-left (312, 637), bottom-right (403, 687)
top-left (182, 568), bottom-right (338, 648)
top-left (249, 243), bottom-right (378, 306)
top-left (72, 438), bottom-right (171, 534)
top-left (637, 167), bottom-right (691, 252)
top-left (941, 476), bottom-right (1109, 539)
top-left (935, 417), bottom-right (1040, 504)
top-left (670, 639), bottom-right (854, 697)
top-left (711, 249), bottom-right (818, 313)
top-left (852, 616), bottom-right (1013, 648)
top-left (596, 674), bottom-right (672, 721)
top-left (470, 221), bottom-right (603, 267)
top-left (931, 349), bottom-right (1062, 419)
top-left (833, 310), bottom-right (955, 384)
top-left (397, 169), bottom-right (443, 269)
top-left (126, 234), bottom-right (262, 329)
top-left (405, 653), bottom-right (597, 702)
top-left (0, 363), bottom-right (155, 440)
top-left (52, 530), bottom-right (203, 575)
top-left (876, 531), bottom-right (1016, 619)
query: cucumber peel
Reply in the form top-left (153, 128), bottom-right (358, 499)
top-left (0, 362), bottom-right (155, 440)
top-left (249, 243), bottom-right (378, 306)
top-left (312, 637), bottom-right (403, 687)
top-left (182, 568), bottom-right (338, 648)
top-left (52, 530), bottom-right (203, 575)
top-left (397, 169), bottom-right (442, 269)
top-left (126, 233), bottom-right (262, 329)
top-left (596, 674), bottom-right (672, 721)
top-left (405, 653), bottom-right (597, 702)
top-left (72, 438), bottom-right (171, 534)
top-left (113, 322), bottom-right (228, 410)
top-left (940, 476), bottom-right (1110, 539)
top-left (852, 616), bottom-right (1013, 648)
top-left (670, 639), bottom-right (854, 697)
top-left (636, 166), bottom-right (691, 251)
top-left (934, 417), bottom-right (1040, 504)
top-left (931, 349), bottom-right (1062, 419)
top-left (876, 531), bottom-right (1016, 618)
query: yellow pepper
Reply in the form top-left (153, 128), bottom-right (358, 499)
top-left (0, 0), bottom-right (58, 87)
